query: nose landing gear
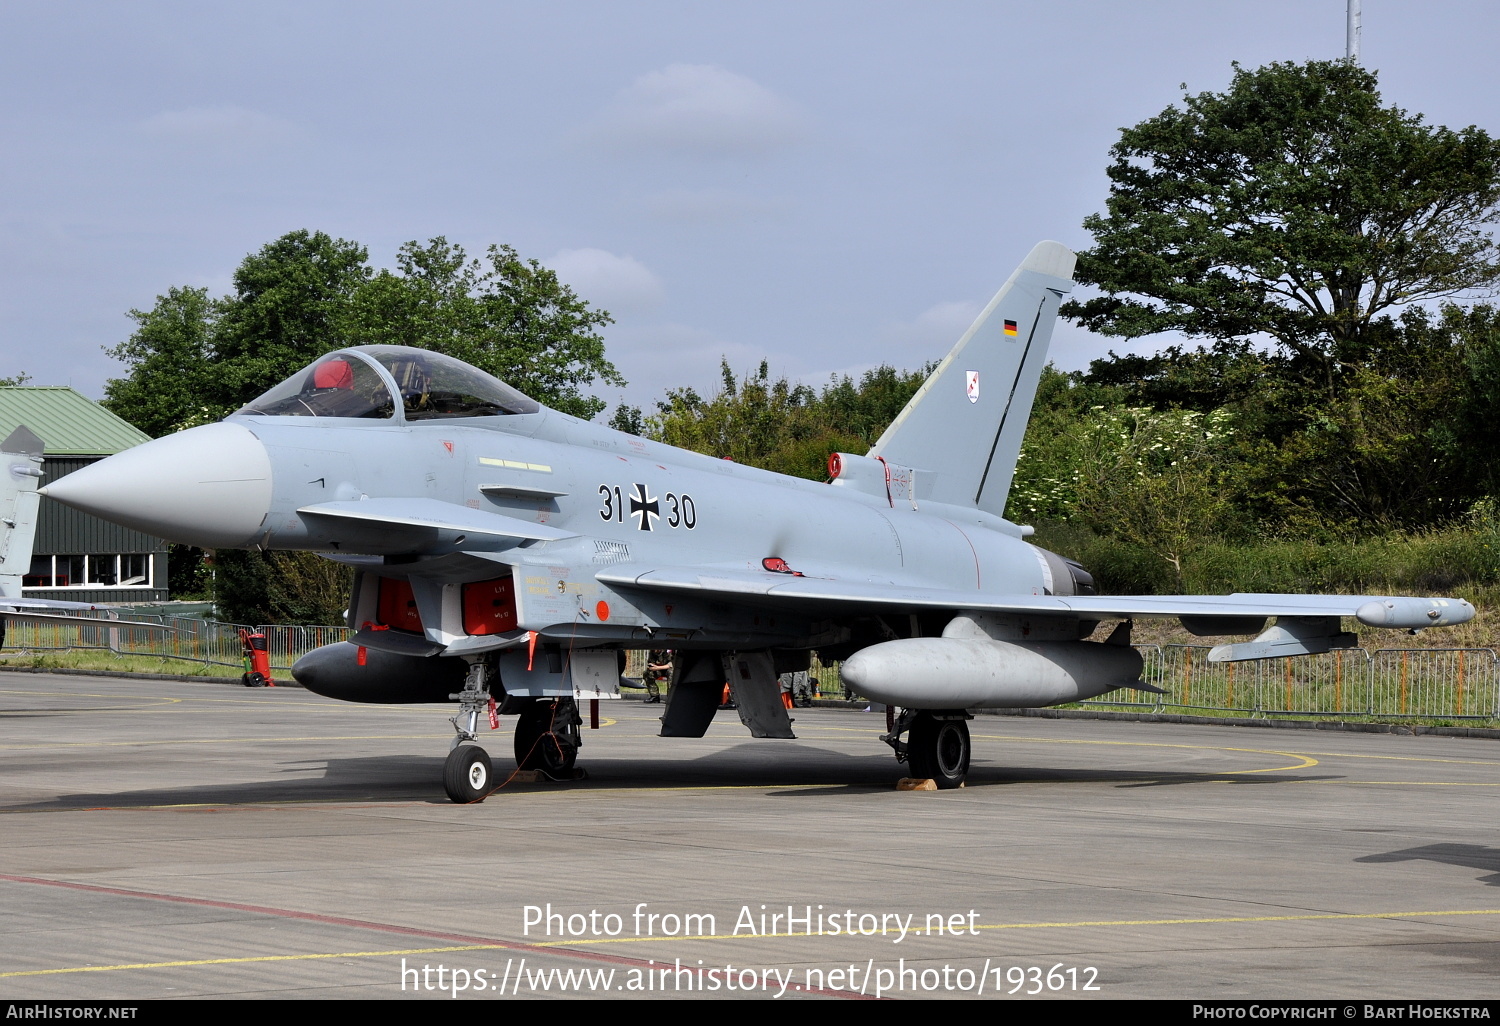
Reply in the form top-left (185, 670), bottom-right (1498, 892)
top-left (444, 661), bottom-right (498, 803)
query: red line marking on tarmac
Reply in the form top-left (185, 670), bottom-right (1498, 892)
top-left (0, 873), bottom-right (872, 999)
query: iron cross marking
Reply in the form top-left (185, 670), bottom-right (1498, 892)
top-left (629, 483), bottom-right (660, 531)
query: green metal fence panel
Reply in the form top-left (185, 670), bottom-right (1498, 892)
top-left (254, 624), bottom-right (352, 673)
top-left (1245, 648), bottom-right (1372, 717)
top-left (1369, 649), bottom-right (1499, 720)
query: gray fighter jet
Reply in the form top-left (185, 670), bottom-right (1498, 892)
top-left (42, 242), bottom-right (1475, 801)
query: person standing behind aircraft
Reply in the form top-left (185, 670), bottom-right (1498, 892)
top-left (644, 649), bottom-right (672, 704)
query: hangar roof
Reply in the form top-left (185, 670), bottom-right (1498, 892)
top-left (0, 387), bottom-right (150, 456)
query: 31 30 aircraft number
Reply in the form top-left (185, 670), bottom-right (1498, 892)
top-left (599, 483), bottom-right (696, 532)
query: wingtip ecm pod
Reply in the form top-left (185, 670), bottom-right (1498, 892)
top-left (868, 241), bottom-right (1077, 518)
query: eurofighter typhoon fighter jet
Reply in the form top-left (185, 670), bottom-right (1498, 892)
top-left (42, 242), bottom-right (1475, 801)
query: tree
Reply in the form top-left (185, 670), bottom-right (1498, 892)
top-left (105, 230), bottom-right (624, 431)
top-left (211, 230), bottom-right (373, 410)
top-left (343, 238), bottom-right (621, 419)
top-left (1007, 389), bottom-right (1241, 585)
top-left (1260, 302), bottom-right (1500, 530)
top-left (1080, 340), bottom-right (1271, 413)
top-left (644, 360), bottom-right (926, 480)
top-left (102, 286), bottom-right (220, 436)
top-left (1065, 60), bottom-right (1500, 396)
top-left (213, 548), bottom-right (353, 626)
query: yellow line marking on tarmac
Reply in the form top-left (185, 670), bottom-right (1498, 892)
top-left (0, 688), bottom-right (632, 725)
top-left (0, 801), bottom-right (436, 813)
top-left (957, 734), bottom-right (1323, 774)
top-left (0, 944), bottom-right (507, 977)
top-left (795, 723), bottom-right (1500, 764)
top-left (12, 907), bottom-right (1500, 976)
top-left (1220, 751), bottom-right (1317, 773)
top-left (507, 907), bottom-right (1500, 947)
top-left (966, 732), bottom-right (1500, 769)
top-left (0, 689), bottom-right (183, 705)
top-left (0, 734), bottom-right (454, 751)
top-left (1261, 750), bottom-right (1500, 767)
top-left (0, 685), bottom-right (435, 710)
top-left (1291, 779), bottom-right (1500, 787)
top-left (1, 719), bottom-right (619, 750)
top-left (0, 687), bottom-right (441, 712)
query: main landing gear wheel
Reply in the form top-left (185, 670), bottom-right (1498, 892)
top-left (513, 698), bottom-right (581, 778)
top-left (906, 712), bottom-right (970, 789)
top-left (444, 744), bottom-right (493, 803)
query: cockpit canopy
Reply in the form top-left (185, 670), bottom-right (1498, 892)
top-left (236, 346), bottom-right (541, 421)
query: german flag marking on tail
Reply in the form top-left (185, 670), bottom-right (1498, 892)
top-left (1003, 319), bottom-right (1018, 336)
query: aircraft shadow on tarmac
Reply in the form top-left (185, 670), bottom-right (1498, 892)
top-left (10, 741), bottom-right (1336, 811)
top-left (1356, 843), bottom-right (1500, 886)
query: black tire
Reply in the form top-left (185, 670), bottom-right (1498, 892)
top-left (444, 744), bottom-right (492, 803)
top-left (513, 698), bottom-right (580, 777)
top-left (906, 713), bottom-right (970, 789)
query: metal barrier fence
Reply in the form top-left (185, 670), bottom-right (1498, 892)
top-left (5, 619), bottom-right (1499, 720)
top-left (1070, 645), bottom-right (1500, 721)
top-left (2, 614), bottom-right (351, 675)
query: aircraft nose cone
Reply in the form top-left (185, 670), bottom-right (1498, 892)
top-left (41, 422), bottom-right (272, 548)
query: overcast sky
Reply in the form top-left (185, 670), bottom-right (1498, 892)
top-left (3, 1), bottom-right (1498, 415)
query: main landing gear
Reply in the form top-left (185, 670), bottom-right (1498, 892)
top-left (512, 697), bottom-right (582, 778)
top-left (882, 708), bottom-right (972, 789)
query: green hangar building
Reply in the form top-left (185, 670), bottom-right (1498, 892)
top-left (0, 387), bottom-right (168, 604)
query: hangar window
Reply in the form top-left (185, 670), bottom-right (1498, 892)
top-left (24, 554), bottom-right (152, 589)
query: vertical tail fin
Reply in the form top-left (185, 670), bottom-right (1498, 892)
top-left (868, 241), bottom-right (1075, 517)
top-left (0, 426), bottom-right (44, 599)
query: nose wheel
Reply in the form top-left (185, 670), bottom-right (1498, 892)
top-left (444, 744), bottom-right (493, 803)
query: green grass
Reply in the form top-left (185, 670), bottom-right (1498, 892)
top-left (0, 649), bottom-right (245, 679)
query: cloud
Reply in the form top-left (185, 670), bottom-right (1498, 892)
top-left (545, 248), bottom-right (664, 315)
top-left (583, 64), bottom-right (809, 156)
top-left (139, 105), bottom-right (291, 141)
